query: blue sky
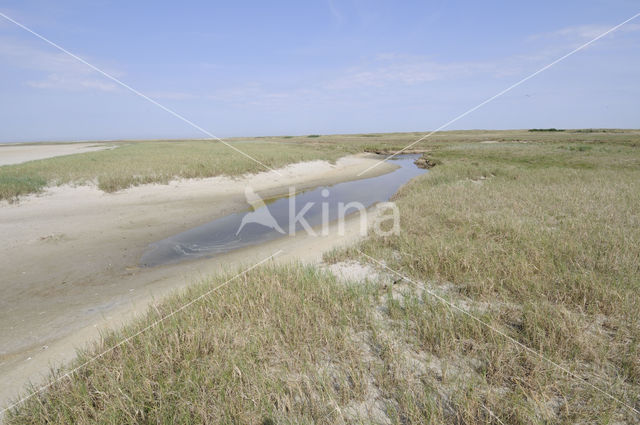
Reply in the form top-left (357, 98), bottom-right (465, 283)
top-left (0, 0), bottom-right (639, 142)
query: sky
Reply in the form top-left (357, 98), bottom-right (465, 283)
top-left (0, 0), bottom-right (639, 142)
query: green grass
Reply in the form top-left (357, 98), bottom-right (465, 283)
top-left (326, 137), bottom-right (640, 423)
top-left (3, 129), bottom-right (640, 202)
top-left (6, 265), bottom-right (380, 424)
top-left (4, 130), bottom-right (640, 423)
top-left (0, 173), bottom-right (47, 200)
top-left (0, 140), bottom-right (357, 201)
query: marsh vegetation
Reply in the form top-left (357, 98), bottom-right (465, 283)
top-left (4, 130), bottom-right (640, 423)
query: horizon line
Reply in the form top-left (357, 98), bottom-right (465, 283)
top-left (2, 127), bottom-right (639, 145)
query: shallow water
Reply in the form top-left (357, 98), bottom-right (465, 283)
top-left (140, 154), bottom-right (426, 267)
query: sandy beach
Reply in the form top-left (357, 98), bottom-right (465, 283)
top-left (0, 153), bottom-right (395, 408)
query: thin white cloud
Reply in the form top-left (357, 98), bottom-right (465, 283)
top-left (327, 0), bottom-right (344, 24)
top-left (0, 36), bottom-right (122, 92)
top-left (148, 91), bottom-right (198, 100)
top-left (26, 74), bottom-right (117, 91)
top-left (199, 62), bottom-right (222, 70)
top-left (325, 56), bottom-right (499, 90)
top-left (139, 54), bottom-right (512, 107)
top-left (205, 83), bottom-right (317, 107)
top-left (528, 22), bottom-right (640, 42)
top-left (519, 21), bottom-right (640, 63)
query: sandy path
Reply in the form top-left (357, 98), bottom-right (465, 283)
top-left (0, 143), bottom-right (113, 166)
top-left (0, 154), bottom-right (395, 410)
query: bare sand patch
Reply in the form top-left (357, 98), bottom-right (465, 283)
top-left (0, 143), bottom-right (114, 166)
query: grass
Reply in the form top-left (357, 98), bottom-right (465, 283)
top-left (4, 130), bottom-right (640, 423)
top-left (0, 174), bottom-right (47, 200)
top-left (6, 265), bottom-right (379, 424)
top-left (0, 140), bottom-right (357, 201)
top-left (2, 129), bottom-right (640, 201)
top-left (326, 137), bottom-right (640, 422)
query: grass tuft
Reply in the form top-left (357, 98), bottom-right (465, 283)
top-left (0, 173), bottom-right (47, 201)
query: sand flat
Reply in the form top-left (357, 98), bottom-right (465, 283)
top-left (0, 143), bottom-right (113, 166)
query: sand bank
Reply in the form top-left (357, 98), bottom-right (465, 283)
top-left (0, 143), bottom-right (114, 166)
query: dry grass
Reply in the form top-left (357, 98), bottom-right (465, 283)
top-left (4, 131), bottom-right (640, 423)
